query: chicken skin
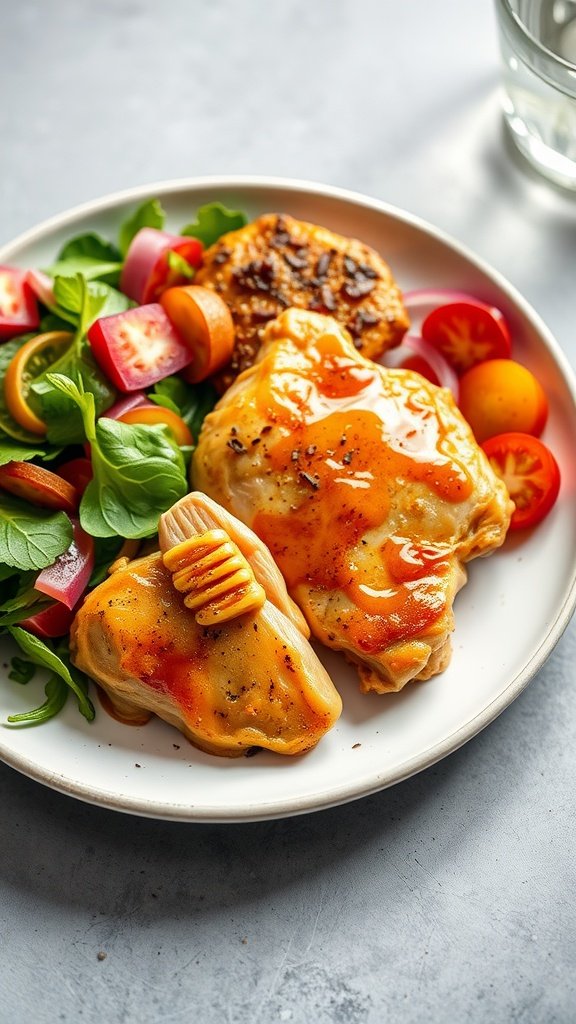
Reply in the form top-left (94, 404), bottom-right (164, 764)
top-left (70, 492), bottom-right (342, 756)
top-left (195, 213), bottom-right (410, 386)
top-left (193, 309), bottom-right (513, 693)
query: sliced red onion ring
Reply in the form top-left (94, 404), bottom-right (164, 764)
top-left (35, 519), bottom-right (94, 610)
top-left (402, 288), bottom-right (490, 333)
top-left (26, 269), bottom-right (56, 308)
top-left (380, 334), bottom-right (459, 399)
top-left (102, 391), bottom-right (150, 420)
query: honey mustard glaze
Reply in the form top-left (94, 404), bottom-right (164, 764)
top-left (252, 333), bottom-right (472, 654)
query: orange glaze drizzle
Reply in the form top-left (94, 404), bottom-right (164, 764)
top-left (252, 344), bottom-right (471, 653)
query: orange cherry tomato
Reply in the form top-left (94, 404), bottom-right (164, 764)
top-left (4, 330), bottom-right (73, 436)
top-left (0, 461), bottom-right (77, 513)
top-left (160, 285), bottom-right (234, 383)
top-left (117, 405), bottom-right (194, 446)
top-left (482, 433), bottom-right (560, 530)
top-left (458, 359), bottom-right (548, 443)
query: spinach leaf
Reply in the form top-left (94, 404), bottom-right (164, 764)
top-left (47, 374), bottom-right (187, 539)
top-left (56, 231), bottom-right (121, 263)
top-left (118, 198), bottom-right (165, 256)
top-left (9, 657), bottom-right (36, 685)
top-left (0, 572), bottom-right (51, 627)
top-left (0, 495), bottom-right (72, 571)
top-left (29, 275), bottom-right (123, 443)
top-left (181, 202), bottom-right (247, 247)
top-left (7, 672), bottom-right (68, 725)
top-left (0, 438), bottom-right (51, 466)
top-left (150, 375), bottom-right (218, 441)
top-left (8, 627), bottom-right (94, 721)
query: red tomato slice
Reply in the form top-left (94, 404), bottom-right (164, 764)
top-left (422, 300), bottom-right (511, 374)
top-left (482, 432), bottom-right (560, 530)
top-left (21, 601), bottom-right (76, 639)
top-left (0, 265), bottom-right (40, 339)
top-left (87, 303), bottom-right (193, 391)
top-left (0, 461), bottom-right (77, 512)
top-left (120, 228), bottom-right (204, 304)
top-left (57, 458), bottom-right (93, 500)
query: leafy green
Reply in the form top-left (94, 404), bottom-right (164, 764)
top-left (0, 438), bottom-right (51, 466)
top-left (9, 657), bottom-right (36, 685)
top-left (29, 274), bottom-right (124, 443)
top-left (118, 198), bottom-right (165, 256)
top-left (57, 231), bottom-right (121, 264)
top-left (181, 202), bottom-right (247, 247)
top-left (0, 571), bottom-right (50, 626)
top-left (7, 672), bottom-right (68, 725)
top-left (7, 627), bottom-right (94, 721)
top-left (166, 249), bottom-right (195, 280)
top-left (48, 232), bottom-right (122, 284)
top-left (88, 535), bottom-right (125, 587)
top-left (150, 375), bottom-right (218, 442)
top-left (0, 495), bottom-right (72, 571)
top-left (47, 374), bottom-right (187, 539)
top-left (0, 564), bottom-right (18, 583)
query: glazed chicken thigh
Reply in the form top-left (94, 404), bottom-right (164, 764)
top-left (71, 492), bottom-right (341, 756)
top-left (193, 308), bottom-right (513, 693)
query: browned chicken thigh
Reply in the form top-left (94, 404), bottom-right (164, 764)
top-left (70, 492), bottom-right (342, 756)
top-left (195, 213), bottom-right (410, 386)
top-left (193, 309), bottom-right (513, 693)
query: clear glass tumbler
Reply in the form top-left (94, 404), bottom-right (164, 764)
top-left (494, 0), bottom-right (576, 188)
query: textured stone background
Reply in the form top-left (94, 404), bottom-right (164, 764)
top-left (1, 2), bottom-right (575, 1021)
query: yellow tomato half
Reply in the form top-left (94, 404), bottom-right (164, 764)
top-left (117, 405), bottom-right (194, 447)
top-left (458, 359), bottom-right (548, 443)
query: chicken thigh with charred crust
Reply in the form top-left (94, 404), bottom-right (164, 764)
top-left (70, 492), bottom-right (341, 757)
top-left (195, 213), bottom-right (410, 386)
top-left (192, 308), bottom-right (513, 694)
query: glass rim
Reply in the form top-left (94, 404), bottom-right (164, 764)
top-left (496, 0), bottom-right (576, 72)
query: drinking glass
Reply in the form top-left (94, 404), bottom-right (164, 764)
top-left (494, 0), bottom-right (576, 188)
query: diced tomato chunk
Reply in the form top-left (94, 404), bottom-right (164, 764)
top-left (120, 228), bottom-right (204, 304)
top-left (0, 265), bottom-right (40, 339)
top-left (87, 303), bottom-right (193, 391)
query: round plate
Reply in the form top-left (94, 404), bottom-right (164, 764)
top-left (1, 177), bottom-right (575, 822)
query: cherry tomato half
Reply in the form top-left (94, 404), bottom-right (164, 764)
top-left (0, 460), bottom-right (78, 513)
top-left (160, 285), bottom-right (235, 383)
top-left (120, 228), bottom-right (204, 304)
top-left (87, 303), bottom-right (193, 392)
top-left (57, 457), bottom-right (93, 501)
top-left (0, 266), bottom-right (40, 339)
top-left (482, 433), bottom-right (560, 530)
top-left (117, 405), bottom-right (193, 446)
top-left (422, 300), bottom-right (511, 374)
top-left (459, 359), bottom-right (548, 443)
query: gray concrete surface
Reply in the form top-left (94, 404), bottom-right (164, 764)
top-left (1, 1), bottom-right (576, 1021)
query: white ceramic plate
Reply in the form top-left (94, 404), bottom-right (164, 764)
top-left (1, 177), bottom-right (575, 822)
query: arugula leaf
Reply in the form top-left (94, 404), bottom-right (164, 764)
top-left (9, 657), bottom-right (36, 685)
top-left (0, 495), bottom-right (72, 571)
top-left (181, 202), bottom-right (247, 247)
top-left (7, 627), bottom-right (94, 721)
top-left (150, 375), bottom-right (218, 441)
top-left (47, 374), bottom-right (187, 539)
top-left (118, 198), bottom-right (165, 256)
top-left (166, 250), bottom-right (195, 281)
top-left (53, 274), bottom-right (130, 336)
top-left (0, 572), bottom-right (51, 627)
top-left (7, 672), bottom-right (68, 725)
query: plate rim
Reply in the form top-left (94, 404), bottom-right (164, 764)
top-left (1, 174), bottom-right (575, 823)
